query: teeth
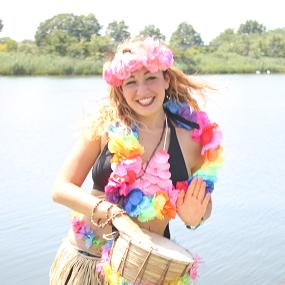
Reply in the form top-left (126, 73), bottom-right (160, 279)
top-left (138, 97), bottom-right (153, 105)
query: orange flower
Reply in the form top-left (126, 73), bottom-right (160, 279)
top-left (156, 191), bottom-right (176, 219)
top-left (203, 146), bottom-right (223, 162)
top-left (162, 200), bottom-right (176, 219)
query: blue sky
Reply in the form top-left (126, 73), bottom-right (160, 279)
top-left (1, 0), bottom-right (284, 43)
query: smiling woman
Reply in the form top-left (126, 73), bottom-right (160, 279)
top-left (49, 37), bottom-right (223, 285)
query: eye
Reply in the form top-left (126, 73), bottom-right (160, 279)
top-left (147, 76), bottom-right (156, 81)
top-left (124, 80), bottom-right (136, 86)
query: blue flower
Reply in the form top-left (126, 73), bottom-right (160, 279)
top-left (123, 189), bottom-right (144, 216)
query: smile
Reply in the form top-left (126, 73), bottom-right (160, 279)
top-left (137, 97), bottom-right (155, 106)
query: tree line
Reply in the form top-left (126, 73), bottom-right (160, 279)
top-left (0, 15), bottom-right (285, 74)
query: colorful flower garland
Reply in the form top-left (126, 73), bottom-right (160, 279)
top-left (70, 100), bottom-right (223, 284)
top-left (71, 211), bottom-right (106, 252)
top-left (104, 100), bottom-right (223, 223)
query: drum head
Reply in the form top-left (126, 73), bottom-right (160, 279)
top-left (119, 229), bottom-right (193, 263)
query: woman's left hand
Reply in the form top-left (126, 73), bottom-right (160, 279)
top-left (176, 178), bottom-right (211, 227)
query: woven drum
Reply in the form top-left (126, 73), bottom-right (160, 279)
top-left (110, 229), bottom-right (194, 284)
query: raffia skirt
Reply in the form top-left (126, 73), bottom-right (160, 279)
top-left (49, 238), bottom-right (103, 285)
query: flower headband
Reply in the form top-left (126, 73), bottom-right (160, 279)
top-left (103, 37), bottom-right (174, 87)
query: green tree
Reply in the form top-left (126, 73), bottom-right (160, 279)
top-left (265, 32), bottom-right (285, 57)
top-left (0, 37), bottom-right (17, 51)
top-left (67, 39), bottom-right (90, 58)
top-left (138, 25), bottom-right (166, 40)
top-left (44, 29), bottom-right (77, 56)
top-left (88, 35), bottom-right (114, 60)
top-left (35, 13), bottom-right (102, 47)
top-left (238, 20), bottom-right (266, 34)
top-left (170, 22), bottom-right (203, 49)
top-left (210, 29), bottom-right (235, 48)
top-left (106, 20), bottom-right (130, 43)
top-left (0, 19), bottom-right (3, 33)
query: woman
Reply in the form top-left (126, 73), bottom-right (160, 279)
top-left (50, 37), bottom-right (223, 284)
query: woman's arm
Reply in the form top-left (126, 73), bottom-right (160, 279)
top-left (52, 135), bottom-right (114, 219)
top-left (52, 135), bottom-right (147, 237)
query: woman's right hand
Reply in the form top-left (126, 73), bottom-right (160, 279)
top-left (111, 207), bottom-right (151, 243)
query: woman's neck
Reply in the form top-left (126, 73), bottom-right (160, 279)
top-left (136, 110), bottom-right (165, 131)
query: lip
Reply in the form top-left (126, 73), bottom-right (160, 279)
top-left (136, 96), bottom-right (155, 107)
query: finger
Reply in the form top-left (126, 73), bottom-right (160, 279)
top-left (197, 180), bottom-right (206, 201)
top-left (202, 192), bottom-right (211, 212)
top-left (187, 178), bottom-right (198, 197)
top-left (194, 178), bottom-right (203, 199)
top-left (176, 190), bottom-right (185, 209)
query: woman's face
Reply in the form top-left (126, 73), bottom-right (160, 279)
top-left (121, 68), bottom-right (170, 119)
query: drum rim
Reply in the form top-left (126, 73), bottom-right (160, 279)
top-left (117, 230), bottom-right (194, 264)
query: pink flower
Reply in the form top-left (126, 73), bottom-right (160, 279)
top-left (189, 255), bottom-right (200, 281)
top-left (113, 164), bottom-right (127, 177)
top-left (112, 56), bottom-right (131, 80)
top-left (195, 112), bottom-right (211, 128)
top-left (103, 37), bottom-right (174, 87)
top-left (103, 63), bottom-right (122, 87)
top-left (201, 126), bottom-right (223, 155)
top-left (168, 188), bottom-right (180, 205)
top-left (72, 217), bottom-right (84, 233)
top-left (158, 47), bottom-right (174, 70)
top-left (121, 157), bottom-right (142, 175)
top-left (123, 52), bottom-right (143, 73)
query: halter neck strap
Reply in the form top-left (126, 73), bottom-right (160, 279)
top-left (163, 114), bottom-right (168, 151)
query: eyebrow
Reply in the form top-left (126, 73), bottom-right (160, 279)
top-left (128, 71), bottom-right (150, 79)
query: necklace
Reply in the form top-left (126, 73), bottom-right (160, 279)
top-left (104, 103), bottom-right (223, 222)
top-left (137, 115), bottom-right (168, 180)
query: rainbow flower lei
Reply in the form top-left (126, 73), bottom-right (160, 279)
top-left (104, 100), bottom-right (223, 223)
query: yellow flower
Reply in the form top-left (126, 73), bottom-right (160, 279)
top-left (153, 193), bottom-right (167, 219)
top-left (109, 134), bottom-right (144, 162)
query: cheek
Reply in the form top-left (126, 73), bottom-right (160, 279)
top-left (122, 91), bottom-right (134, 105)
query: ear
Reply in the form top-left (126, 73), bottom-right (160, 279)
top-left (163, 72), bottom-right (170, 90)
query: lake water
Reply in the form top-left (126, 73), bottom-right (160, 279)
top-left (0, 75), bottom-right (284, 285)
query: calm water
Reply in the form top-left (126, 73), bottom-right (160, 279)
top-left (0, 75), bottom-right (284, 285)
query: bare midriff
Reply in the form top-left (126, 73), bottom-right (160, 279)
top-left (67, 189), bottom-right (170, 256)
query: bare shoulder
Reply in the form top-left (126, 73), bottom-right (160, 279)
top-left (175, 127), bottom-right (203, 174)
top-left (56, 134), bottom-right (103, 186)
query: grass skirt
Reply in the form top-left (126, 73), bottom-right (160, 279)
top-left (49, 238), bottom-right (103, 285)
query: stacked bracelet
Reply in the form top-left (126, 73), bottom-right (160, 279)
top-left (186, 217), bottom-right (204, 230)
top-left (90, 199), bottom-right (126, 229)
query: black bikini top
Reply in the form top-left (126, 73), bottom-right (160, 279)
top-left (91, 113), bottom-right (197, 239)
top-left (92, 118), bottom-right (189, 191)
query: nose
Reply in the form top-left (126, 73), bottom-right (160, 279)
top-left (136, 81), bottom-right (147, 97)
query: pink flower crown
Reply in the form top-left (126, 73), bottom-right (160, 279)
top-left (103, 37), bottom-right (174, 87)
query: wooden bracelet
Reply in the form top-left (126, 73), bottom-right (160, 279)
top-left (91, 200), bottom-right (127, 229)
top-left (90, 198), bottom-right (105, 228)
top-left (94, 209), bottom-right (127, 229)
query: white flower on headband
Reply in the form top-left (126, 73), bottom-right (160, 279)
top-left (103, 37), bottom-right (174, 87)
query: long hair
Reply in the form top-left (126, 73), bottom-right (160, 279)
top-left (82, 40), bottom-right (211, 140)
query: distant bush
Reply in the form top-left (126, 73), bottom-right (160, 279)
top-left (0, 52), bottom-right (102, 75)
